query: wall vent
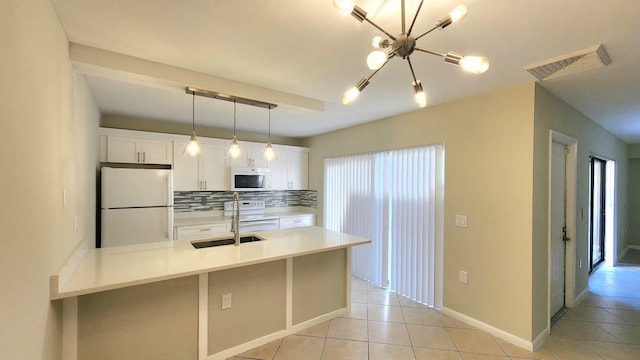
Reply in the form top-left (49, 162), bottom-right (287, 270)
top-left (525, 44), bottom-right (611, 81)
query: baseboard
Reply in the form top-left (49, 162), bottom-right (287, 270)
top-left (618, 246), bottom-right (630, 262)
top-left (532, 327), bottom-right (549, 351)
top-left (207, 308), bottom-right (347, 360)
top-left (574, 286), bottom-right (590, 306)
top-left (441, 307), bottom-right (534, 351)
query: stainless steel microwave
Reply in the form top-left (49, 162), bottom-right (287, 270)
top-left (230, 167), bottom-right (272, 191)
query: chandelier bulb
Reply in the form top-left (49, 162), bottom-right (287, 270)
top-left (372, 36), bottom-right (389, 49)
top-left (412, 81), bottom-right (427, 108)
top-left (460, 56), bottom-right (490, 75)
top-left (342, 87), bottom-right (360, 105)
top-left (450, 5), bottom-right (468, 23)
top-left (333, 0), bottom-right (355, 14)
top-left (367, 51), bottom-right (387, 70)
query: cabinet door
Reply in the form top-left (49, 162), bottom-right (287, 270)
top-left (269, 152), bottom-right (289, 190)
top-left (248, 146), bottom-right (269, 168)
top-left (140, 139), bottom-right (172, 164)
top-left (288, 151), bottom-right (309, 190)
top-left (172, 141), bottom-right (200, 191)
top-left (200, 144), bottom-right (228, 190)
top-left (107, 136), bottom-right (140, 163)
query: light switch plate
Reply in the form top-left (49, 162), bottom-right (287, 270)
top-left (221, 293), bottom-right (232, 310)
top-left (455, 215), bottom-right (468, 227)
top-left (459, 270), bottom-right (468, 284)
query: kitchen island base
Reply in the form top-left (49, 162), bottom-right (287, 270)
top-left (67, 248), bottom-right (351, 360)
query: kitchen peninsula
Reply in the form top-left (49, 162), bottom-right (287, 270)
top-left (51, 226), bottom-right (370, 360)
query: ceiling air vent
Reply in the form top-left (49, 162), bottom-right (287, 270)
top-left (525, 44), bottom-right (611, 81)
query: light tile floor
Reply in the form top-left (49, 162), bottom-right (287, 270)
top-left (229, 250), bottom-right (640, 360)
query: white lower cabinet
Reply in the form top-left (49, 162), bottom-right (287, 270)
top-left (173, 141), bottom-right (227, 191)
top-left (174, 223), bottom-right (231, 241)
top-left (279, 214), bottom-right (315, 229)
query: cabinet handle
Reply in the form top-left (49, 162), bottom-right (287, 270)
top-left (137, 152), bottom-right (140, 163)
top-left (143, 152), bottom-right (146, 163)
top-left (199, 228), bottom-right (212, 232)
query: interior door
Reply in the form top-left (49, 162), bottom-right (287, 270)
top-left (589, 157), bottom-right (606, 272)
top-left (550, 142), bottom-right (568, 319)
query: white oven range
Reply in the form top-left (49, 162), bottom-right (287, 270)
top-left (223, 200), bottom-right (279, 233)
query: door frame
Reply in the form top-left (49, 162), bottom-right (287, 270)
top-left (547, 130), bottom-right (578, 331)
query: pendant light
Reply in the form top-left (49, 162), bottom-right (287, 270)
top-left (228, 99), bottom-right (241, 158)
top-left (183, 93), bottom-right (202, 156)
top-left (264, 107), bottom-right (275, 161)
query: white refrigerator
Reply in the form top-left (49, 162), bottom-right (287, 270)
top-left (101, 167), bottom-right (174, 247)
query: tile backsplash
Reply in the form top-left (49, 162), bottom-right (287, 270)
top-left (174, 190), bottom-right (317, 213)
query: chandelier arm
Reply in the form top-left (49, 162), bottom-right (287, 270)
top-left (406, 56), bottom-right (418, 84)
top-left (407, 0), bottom-right (424, 36)
top-left (364, 18), bottom-right (396, 41)
top-left (415, 24), bottom-right (440, 41)
top-left (364, 57), bottom-right (393, 83)
top-left (401, 0), bottom-right (405, 33)
top-left (414, 47), bottom-right (446, 58)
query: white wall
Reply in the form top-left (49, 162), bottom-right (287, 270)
top-left (0, 1), bottom-right (100, 358)
top-left (531, 84), bottom-right (628, 339)
top-left (307, 84), bottom-right (537, 341)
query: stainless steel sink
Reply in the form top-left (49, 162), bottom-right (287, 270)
top-left (191, 235), bottom-right (264, 249)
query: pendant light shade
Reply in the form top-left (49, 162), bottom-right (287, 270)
top-left (228, 100), bottom-right (241, 159)
top-left (264, 107), bottom-right (276, 161)
top-left (183, 93), bottom-right (202, 157)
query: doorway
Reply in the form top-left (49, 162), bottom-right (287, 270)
top-left (548, 131), bottom-right (577, 330)
top-left (550, 142), bottom-right (568, 322)
top-left (588, 156), bottom-right (616, 271)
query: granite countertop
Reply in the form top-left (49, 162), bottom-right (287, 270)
top-left (51, 226), bottom-right (369, 300)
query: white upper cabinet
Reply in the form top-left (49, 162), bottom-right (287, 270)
top-left (173, 141), bottom-right (227, 191)
top-left (226, 144), bottom-right (269, 169)
top-left (269, 150), bottom-right (309, 190)
top-left (107, 136), bottom-right (172, 165)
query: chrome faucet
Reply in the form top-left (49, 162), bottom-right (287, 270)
top-left (230, 192), bottom-right (241, 246)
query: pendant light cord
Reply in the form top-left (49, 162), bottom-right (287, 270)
top-left (233, 99), bottom-right (237, 137)
top-left (268, 108), bottom-right (271, 141)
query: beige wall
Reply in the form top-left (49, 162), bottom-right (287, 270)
top-left (628, 144), bottom-right (640, 159)
top-left (627, 159), bottom-right (640, 246)
top-left (530, 85), bottom-right (628, 338)
top-left (307, 84), bottom-right (537, 340)
top-left (102, 114), bottom-right (306, 147)
top-left (0, 1), bottom-right (100, 359)
top-left (78, 276), bottom-right (199, 360)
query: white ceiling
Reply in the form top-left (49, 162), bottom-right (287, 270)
top-left (52, 0), bottom-right (640, 143)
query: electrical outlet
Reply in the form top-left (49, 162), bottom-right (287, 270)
top-left (62, 190), bottom-right (67, 209)
top-left (459, 270), bottom-right (468, 284)
top-left (579, 258), bottom-right (582, 268)
top-left (221, 293), bottom-right (232, 310)
top-left (455, 215), bottom-right (468, 227)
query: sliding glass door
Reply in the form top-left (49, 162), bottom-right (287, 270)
top-left (589, 157), bottom-right (606, 272)
top-left (324, 146), bottom-right (444, 307)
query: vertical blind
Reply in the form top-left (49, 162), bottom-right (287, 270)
top-left (324, 153), bottom-right (384, 285)
top-left (324, 146), bottom-right (444, 307)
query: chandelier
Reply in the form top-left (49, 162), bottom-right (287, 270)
top-left (334, 0), bottom-right (490, 107)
